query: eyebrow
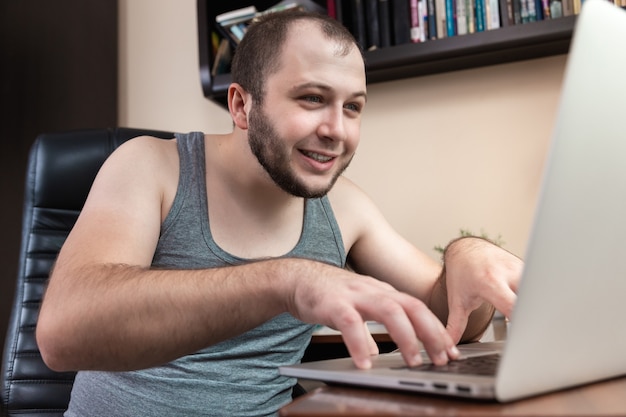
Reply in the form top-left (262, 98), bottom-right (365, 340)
top-left (291, 82), bottom-right (368, 102)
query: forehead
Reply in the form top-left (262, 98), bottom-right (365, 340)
top-left (267, 21), bottom-right (366, 93)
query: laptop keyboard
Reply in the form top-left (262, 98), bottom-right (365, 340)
top-left (394, 353), bottom-right (501, 376)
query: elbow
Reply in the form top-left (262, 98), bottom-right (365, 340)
top-left (36, 313), bottom-right (77, 372)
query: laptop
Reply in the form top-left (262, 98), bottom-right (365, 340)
top-left (280, 0), bottom-right (626, 402)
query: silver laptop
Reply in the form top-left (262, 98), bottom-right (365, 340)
top-left (280, 0), bottom-right (626, 402)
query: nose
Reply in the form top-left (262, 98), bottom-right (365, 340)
top-left (318, 105), bottom-right (348, 142)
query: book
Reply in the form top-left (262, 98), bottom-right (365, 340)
top-left (335, 0), bottom-right (345, 21)
top-left (457, 0), bottom-right (468, 34)
top-left (327, 0), bottom-right (337, 17)
top-left (445, 0), bottom-right (457, 36)
top-left (214, 21), bottom-right (240, 47)
top-left (513, 0), bottom-right (522, 23)
top-left (475, 0), bottom-right (485, 30)
top-left (378, 0), bottom-right (392, 47)
top-left (527, 0), bottom-right (538, 20)
top-left (541, 0), bottom-right (552, 20)
top-left (211, 38), bottom-right (232, 76)
top-left (499, 0), bottom-right (514, 25)
top-left (390, 0), bottom-right (412, 44)
top-left (436, 0), bottom-right (448, 38)
top-left (345, 0), bottom-right (368, 49)
top-left (215, 6), bottom-right (257, 47)
top-left (418, 0), bottom-right (428, 41)
top-left (549, 0), bottom-right (563, 18)
top-left (410, 0), bottom-right (422, 42)
top-left (228, 22), bottom-right (247, 42)
top-left (487, 0), bottom-right (501, 28)
top-left (534, 0), bottom-right (545, 19)
top-left (562, 0), bottom-right (574, 15)
top-left (364, 0), bottom-right (381, 49)
top-left (215, 5), bottom-right (257, 24)
top-left (426, 0), bottom-right (438, 38)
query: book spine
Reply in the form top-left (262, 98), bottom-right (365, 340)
top-left (228, 23), bottom-right (246, 42)
top-left (327, 0), bottom-right (337, 18)
top-left (534, 0), bottom-right (544, 19)
top-left (215, 22), bottom-right (239, 48)
top-left (391, 0), bottom-right (412, 44)
top-left (335, 0), bottom-right (344, 22)
top-left (410, 0), bottom-right (422, 42)
top-left (541, 0), bottom-right (551, 19)
top-left (456, 0), bottom-right (468, 34)
top-left (419, 0), bottom-right (428, 41)
top-left (475, 0), bottom-right (485, 31)
top-left (488, 0), bottom-right (501, 28)
top-left (378, 0), bottom-right (392, 47)
top-left (465, 0), bottom-right (475, 32)
top-left (512, 0), bottom-right (522, 23)
top-left (446, 0), bottom-right (457, 36)
top-left (562, 0), bottom-right (574, 15)
top-left (436, 0), bottom-right (448, 38)
top-left (364, 0), bottom-right (381, 48)
top-left (527, 0), bottom-right (537, 21)
top-left (350, 0), bottom-right (368, 49)
top-left (499, 0), bottom-right (514, 25)
top-left (426, 0), bottom-right (438, 38)
top-left (522, 0), bottom-right (529, 22)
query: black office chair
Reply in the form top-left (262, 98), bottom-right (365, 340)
top-left (1, 128), bottom-right (175, 416)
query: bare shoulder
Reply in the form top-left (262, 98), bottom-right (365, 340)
top-left (327, 176), bottom-right (386, 250)
top-left (57, 136), bottom-right (180, 267)
top-left (107, 135), bottom-right (178, 171)
top-left (97, 136), bottom-right (179, 190)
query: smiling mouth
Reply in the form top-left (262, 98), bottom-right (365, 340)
top-left (301, 150), bottom-right (334, 163)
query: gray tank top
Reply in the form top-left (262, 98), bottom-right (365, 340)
top-left (65, 132), bottom-right (346, 416)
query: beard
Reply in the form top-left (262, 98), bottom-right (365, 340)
top-left (247, 104), bottom-right (353, 199)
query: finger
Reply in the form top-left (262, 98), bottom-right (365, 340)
top-left (478, 281), bottom-right (517, 321)
top-left (489, 286), bottom-right (517, 320)
top-left (406, 302), bottom-right (458, 365)
top-left (365, 323), bottom-right (380, 356)
top-left (338, 315), bottom-right (375, 369)
top-left (370, 300), bottom-right (426, 367)
top-left (445, 303), bottom-right (471, 344)
top-left (382, 295), bottom-right (455, 366)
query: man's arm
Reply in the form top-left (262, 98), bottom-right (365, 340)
top-left (36, 137), bottom-right (458, 372)
top-left (329, 178), bottom-right (522, 345)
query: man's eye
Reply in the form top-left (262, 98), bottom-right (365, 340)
top-left (344, 103), bottom-right (362, 113)
top-left (302, 95), bottom-right (322, 104)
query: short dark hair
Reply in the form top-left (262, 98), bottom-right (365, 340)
top-left (231, 10), bottom-right (362, 104)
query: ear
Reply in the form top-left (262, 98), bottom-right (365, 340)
top-left (228, 83), bottom-right (251, 130)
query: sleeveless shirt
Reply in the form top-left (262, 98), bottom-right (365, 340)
top-left (65, 132), bottom-right (347, 416)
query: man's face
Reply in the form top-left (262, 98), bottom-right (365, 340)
top-left (246, 21), bottom-right (367, 198)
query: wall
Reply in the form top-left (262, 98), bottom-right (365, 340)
top-left (119, 0), bottom-right (566, 259)
top-left (1, 1), bottom-right (117, 355)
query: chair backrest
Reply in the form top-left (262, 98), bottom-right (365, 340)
top-left (1, 128), bottom-right (174, 416)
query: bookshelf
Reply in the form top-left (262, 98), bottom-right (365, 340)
top-left (197, 0), bottom-right (576, 108)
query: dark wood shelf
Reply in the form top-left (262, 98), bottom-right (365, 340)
top-left (365, 15), bottom-right (574, 82)
top-left (197, 0), bottom-right (576, 108)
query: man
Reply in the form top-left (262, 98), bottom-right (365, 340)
top-left (36, 10), bottom-right (521, 416)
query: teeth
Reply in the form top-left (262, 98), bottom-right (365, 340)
top-left (303, 151), bottom-right (333, 162)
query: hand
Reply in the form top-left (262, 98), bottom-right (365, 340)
top-left (440, 237), bottom-right (522, 343)
top-left (286, 262), bottom-right (460, 369)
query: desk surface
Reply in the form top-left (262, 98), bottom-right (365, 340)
top-left (280, 377), bottom-right (626, 416)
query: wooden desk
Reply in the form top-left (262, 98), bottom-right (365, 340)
top-left (280, 377), bottom-right (626, 416)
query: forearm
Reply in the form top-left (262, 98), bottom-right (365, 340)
top-left (37, 258), bottom-right (310, 372)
